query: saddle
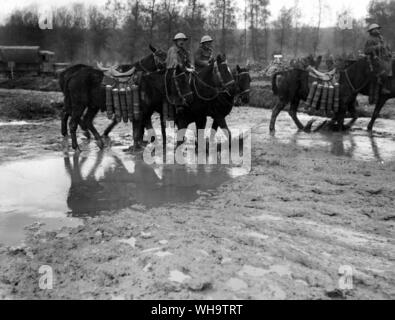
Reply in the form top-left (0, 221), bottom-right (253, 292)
top-left (307, 66), bottom-right (337, 82)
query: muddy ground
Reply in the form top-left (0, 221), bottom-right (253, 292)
top-left (0, 88), bottom-right (394, 300)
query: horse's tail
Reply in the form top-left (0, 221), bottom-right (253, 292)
top-left (272, 72), bottom-right (280, 95)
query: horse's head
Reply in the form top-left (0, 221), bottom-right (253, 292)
top-left (137, 45), bottom-right (167, 73)
top-left (173, 65), bottom-right (193, 105)
top-left (301, 54), bottom-right (322, 70)
top-left (215, 54), bottom-right (235, 91)
top-left (234, 65), bottom-right (251, 104)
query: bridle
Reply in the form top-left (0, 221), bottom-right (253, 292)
top-left (138, 51), bottom-right (165, 74)
top-left (215, 60), bottom-right (235, 88)
top-left (193, 61), bottom-right (234, 101)
top-left (165, 69), bottom-right (193, 105)
top-left (234, 70), bottom-right (251, 96)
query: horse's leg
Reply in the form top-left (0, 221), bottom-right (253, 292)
top-left (160, 112), bottom-right (167, 150)
top-left (215, 117), bottom-right (232, 143)
top-left (78, 118), bottom-right (91, 139)
top-left (367, 97), bottom-right (387, 132)
top-left (103, 118), bottom-right (118, 137)
top-left (61, 109), bottom-right (69, 137)
top-left (288, 100), bottom-right (305, 131)
top-left (69, 107), bottom-right (84, 152)
top-left (195, 116), bottom-right (207, 150)
top-left (83, 108), bottom-right (104, 149)
top-left (344, 99), bottom-right (358, 130)
top-left (145, 116), bottom-right (156, 144)
top-left (269, 100), bottom-right (286, 132)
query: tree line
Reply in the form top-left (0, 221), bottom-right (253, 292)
top-left (0, 0), bottom-right (393, 65)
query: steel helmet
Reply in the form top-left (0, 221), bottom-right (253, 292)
top-left (174, 33), bottom-right (188, 41)
top-left (367, 23), bottom-right (381, 32)
top-left (200, 35), bottom-right (213, 44)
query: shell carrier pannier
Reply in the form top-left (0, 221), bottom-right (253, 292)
top-left (304, 68), bottom-right (340, 118)
top-left (105, 72), bottom-right (142, 123)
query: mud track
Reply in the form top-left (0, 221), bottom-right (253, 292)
top-left (0, 105), bottom-right (394, 300)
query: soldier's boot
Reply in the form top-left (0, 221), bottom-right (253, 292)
top-left (378, 74), bottom-right (391, 95)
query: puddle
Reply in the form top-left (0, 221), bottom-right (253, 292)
top-left (0, 121), bottom-right (42, 126)
top-left (0, 149), bottom-right (246, 246)
top-left (258, 110), bottom-right (395, 162)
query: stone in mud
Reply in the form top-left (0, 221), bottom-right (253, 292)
top-left (118, 237), bottom-right (136, 248)
top-left (143, 263), bottom-right (153, 273)
top-left (141, 232), bottom-right (153, 239)
top-left (168, 270), bottom-right (191, 283)
top-left (154, 251), bottom-right (173, 258)
top-left (55, 232), bottom-right (69, 239)
top-left (226, 278), bottom-right (248, 291)
top-left (187, 278), bottom-right (212, 292)
top-left (238, 265), bottom-right (268, 277)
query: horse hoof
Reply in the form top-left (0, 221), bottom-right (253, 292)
top-left (96, 140), bottom-right (105, 149)
top-left (304, 119), bottom-right (316, 133)
top-left (83, 131), bottom-right (91, 139)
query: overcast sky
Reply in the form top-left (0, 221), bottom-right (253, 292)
top-left (1, 0), bottom-right (372, 27)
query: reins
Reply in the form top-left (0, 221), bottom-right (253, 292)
top-left (343, 58), bottom-right (372, 94)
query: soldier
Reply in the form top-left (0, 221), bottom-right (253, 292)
top-left (194, 35), bottom-right (214, 72)
top-left (364, 23), bottom-right (392, 94)
top-left (165, 33), bottom-right (193, 118)
top-left (166, 33), bottom-right (193, 71)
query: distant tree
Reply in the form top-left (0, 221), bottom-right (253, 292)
top-left (367, 0), bottom-right (395, 49)
top-left (247, 0), bottom-right (270, 61)
top-left (273, 6), bottom-right (293, 54)
top-left (208, 0), bottom-right (236, 53)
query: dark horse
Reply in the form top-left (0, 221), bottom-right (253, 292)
top-left (336, 57), bottom-right (395, 131)
top-left (233, 65), bottom-right (251, 106)
top-left (60, 45), bottom-right (167, 151)
top-left (176, 54), bottom-right (236, 146)
top-left (269, 55), bottom-right (322, 132)
top-left (131, 64), bottom-right (194, 150)
top-left (99, 45), bottom-right (167, 137)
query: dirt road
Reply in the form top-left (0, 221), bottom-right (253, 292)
top-left (0, 104), bottom-right (394, 300)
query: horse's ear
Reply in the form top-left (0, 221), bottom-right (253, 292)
top-left (149, 44), bottom-right (157, 53)
top-left (236, 65), bottom-right (241, 73)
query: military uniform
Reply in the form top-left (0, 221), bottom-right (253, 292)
top-left (166, 45), bottom-right (192, 69)
top-left (364, 25), bottom-right (392, 94)
top-left (165, 34), bottom-right (192, 115)
top-left (194, 46), bottom-right (213, 72)
top-left (364, 33), bottom-right (392, 76)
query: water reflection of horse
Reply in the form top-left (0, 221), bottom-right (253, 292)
top-left (63, 151), bottom-right (231, 216)
top-left (288, 130), bottom-right (386, 161)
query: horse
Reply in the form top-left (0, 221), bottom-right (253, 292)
top-left (233, 65), bottom-right (251, 106)
top-left (131, 64), bottom-right (194, 150)
top-left (316, 56), bottom-right (384, 131)
top-left (175, 54), bottom-right (237, 148)
top-left (337, 57), bottom-right (395, 132)
top-left (269, 56), bottom-right (322, 132)
top-left (60, 46), bottom-right (167, 151)
top-left (100, 45), bottom-right (167, 136)
top-left (59, 45), bottom-right (166, 141)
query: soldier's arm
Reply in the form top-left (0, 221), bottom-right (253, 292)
top-left (166, 47), bottom-right (179, 68)
top-left (194, 51), bottom-right (208, 68)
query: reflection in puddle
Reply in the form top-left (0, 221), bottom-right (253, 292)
top-left (0, 121), bottom-right (42, 126)
top-left (0, 149), bottom-right (246, 245)
top-left (260, 111), bottom-right (395, 162)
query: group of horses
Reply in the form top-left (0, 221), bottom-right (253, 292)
top-left (59, 45), bottom-right (251, 152)
top-left (270, 54), bottom-right (395, 133)
top-left (59, 47), bottom-right (393, 154)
